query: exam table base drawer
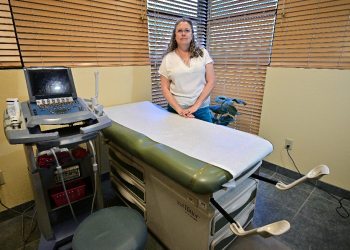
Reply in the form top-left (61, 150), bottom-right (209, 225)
top-left (110, 175), bottom-right (146, 219)
top-left (108, 143), bottom-right (145, 183)
top-left (109, 160), bottom-right (146, 202)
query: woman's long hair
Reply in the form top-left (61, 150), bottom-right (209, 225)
top-left (163, 17), bottom-right (203, 58)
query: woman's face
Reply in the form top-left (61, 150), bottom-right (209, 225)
top-left (175, 21), bottom-right (193, 47)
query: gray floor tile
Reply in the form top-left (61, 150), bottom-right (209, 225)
top-left (279, 213), bottom-right (350, 250)
top-left (317, 181), bottom-right (350, 200)
top-left (101, 179), bottom-right (122, 207)
top-left (0, 213), bottom-right (40, 250)
top-left (259, 168), bottom-right (275, 178)
top-left (312, 187), bottom-right (350, 210)
top-left (276, 166), bottom-right (305, 181)
top-left (20, 239), bottom-right (40, 250)
top-left (145, 231), bottom-right (166, 250)
top-left (257, 176), bottom-right (312, 212)
top-left (253, 194), bottom-right (296, 227)
top-left (261, 161), bottom-right (277, 172)
top-left (0, 200), bottom-right (35, 224)
top-left (256, 169), bottom-right (276, 188)
top-left (227, 224), bottom-right (292, 250)
top-left (299, 192), bottom-right (350, 232)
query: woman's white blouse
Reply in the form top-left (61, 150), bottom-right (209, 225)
top-left (159, 48), bottom-right (213, 109)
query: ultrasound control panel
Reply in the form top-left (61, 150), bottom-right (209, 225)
top-left (31, 97), bottom-right (85, 116)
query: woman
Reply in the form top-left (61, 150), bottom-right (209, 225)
top-left (159, 18), bottom-right (215, 123)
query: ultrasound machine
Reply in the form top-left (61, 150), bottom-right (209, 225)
top-left (3, 67), bottom-right (111, 249)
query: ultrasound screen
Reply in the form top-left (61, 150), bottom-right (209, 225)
top-left (28, 69), bottom-right (73, 98)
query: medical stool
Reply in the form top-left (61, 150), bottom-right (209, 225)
top-left (72, 206), bottom-right (148, 250)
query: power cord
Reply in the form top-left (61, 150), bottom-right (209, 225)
top-left (88, 140), bottom-right (98, 215)
top-left (0, 198), bottom-right (37, 249)
top-left (21, 203), bottom-right (37, 249)
top-left (50, 148), bottom-right (79, 225)
top-left (286, 145), bottom-right (349, 218)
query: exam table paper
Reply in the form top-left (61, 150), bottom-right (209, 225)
top-left (104, 101), bottom-right (273, 183)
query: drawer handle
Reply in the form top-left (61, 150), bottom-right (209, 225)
top-left (115, 166), bottom-right (144, 191)
top-left (112, 178), bottom-right (145, 210)
top-left (109, 146), bottom-right (135, 165)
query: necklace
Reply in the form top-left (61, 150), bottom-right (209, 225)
top-left (175, 49), bottom-right (190, 67)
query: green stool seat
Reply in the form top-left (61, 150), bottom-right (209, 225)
top-left (72, 206), bottom-right (148, 250)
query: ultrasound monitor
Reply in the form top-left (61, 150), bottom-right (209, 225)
top-left (24, 67), bottom-right (78, 103)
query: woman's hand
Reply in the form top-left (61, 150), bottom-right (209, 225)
top-left (178, 108), bottom-right (195, 118)
top-left (181, 104), bottom-right (200, 117)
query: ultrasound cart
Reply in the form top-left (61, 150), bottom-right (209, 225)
top-left (3, 67), bottom-right (111, 249)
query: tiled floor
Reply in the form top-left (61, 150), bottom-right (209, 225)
top-left (233, 167), bottom-right (350, 250)
top-left (1, 166), bottom-right (349, 250)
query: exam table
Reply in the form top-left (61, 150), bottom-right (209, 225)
top-left (101, 102), bottom-right (272, 250)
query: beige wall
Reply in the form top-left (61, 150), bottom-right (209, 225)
top-left (2, 65), bottom-right (349, 211)
top-left (0, 66), bottom-right (152, 212)
top-left (259, 67), bottom-right (350, 191)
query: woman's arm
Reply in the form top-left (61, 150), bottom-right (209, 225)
top-left (160, 75), bottom-right (194, 118)
top-left (186, 62), bottom-right (215, 114)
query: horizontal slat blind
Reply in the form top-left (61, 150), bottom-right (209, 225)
top-left (148, 0), bottom-right (207, 107)
top-left (0, 0), bottom-right (21, 68)
top-left (9, 0), bottom-right (149, 67)
top-left (209, 0), bottom-right (278, 19)
top-left (208, 0), bottom-right (277, 134)
top-left (271, 0), bottom-right (350, 69)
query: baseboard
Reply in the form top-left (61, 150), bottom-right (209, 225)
top-left (261, 160), bottom-right (350, 199)
top-left (0, 199), bottom-right (35, 224)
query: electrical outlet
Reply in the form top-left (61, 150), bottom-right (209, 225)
top-left (285, 138), bottom-right (293, 150)
top-left (0, 170), bottom-right (5, 185)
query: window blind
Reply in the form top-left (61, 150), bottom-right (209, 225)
top-left (207, 0), bottom-right (278, 134)
top-left (148, 0), bottom-right (207, 107)
top-left (8, 0), bottom-right (149, 67)
top-left (0, 0), bottom-right (21, 68)
top-left (271, 0), bottom-right (350, 69)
